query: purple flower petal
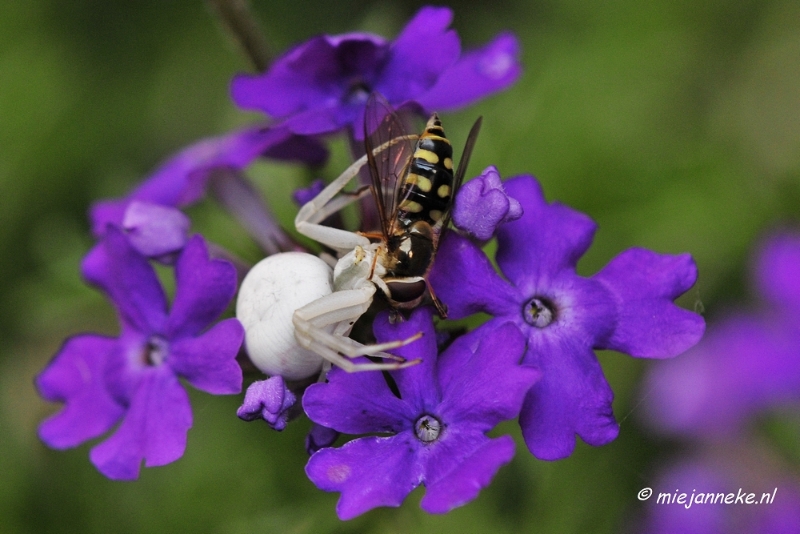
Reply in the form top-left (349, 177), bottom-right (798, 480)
top-left (640, 456), bottom-right (800, 534)
top-left (373, 307), bottom-right (439, 413)
top-left (754, 483), bottom-right (800, 534)
top-left (304, 306), bottom-right (535, 517)
top-left (237, 377), bottom-right (295, 431)
top-left (132, 126), bottom-right (305, 207)
top-left (90, 199), bottom-right (127, 238)
top-left (519, 333), bottom-right (619, 460)
top-left (305, 434), bottom-right (420, 520)
top-left (231, 7), bottom-right (519, 138)
top-left (89, 368), bottom-right (192, 480)
top-left (90, 125), bottom-right (323, 235)
top-left (96, 330), bottom-right (146, 407)
top-left (232, 33), bottom-right (387, 137)
top-left (166, 235), bottom-right (238, 339)
top-left (594, 248), bottom-right (705, 357)
top-left (121, 201), bottom-right (190, 258)
top-left (642, 231), bottom-right (800, 440)
top-left (452, 166), bottom-right (523, 242)
top-left (303, 362), bottom-right (413, 435)
top-left (437, 322), bottom-right (539, 429)
top-left (168, 318), bottom-right (243, 395)
top-left (306, 423), bottom-right (339, 455)
top-left (435, 172), bottom-right (702, 461)
top-left (377, 7), bottom-right (459, 103)
top-left (430, 232), bottom-right (521, 319)
top-left (281, 106), bottom-right (359, 138)
top-left (642, 459), bottom-right (730, 534)
top-left (36, 334), bottom-right (124, 449)
top-left (421, 435), bottom-right (515, 514)
top-left (81, 226), bottom-right (168, 334)
top-left (755, 231), bottom-right (800, 313)
top-left (644, 313), bottom-right (800, 438)
top-left (262, 131), bottom-right (328, 166)
top-left (497, 175), bottom-right (597, 291)
top-left (231, 34), bottom-right (386, 119)
top-left (293, 179), bottom-right (325, 207)
top-left (417, 32), bottom-right (521, 111)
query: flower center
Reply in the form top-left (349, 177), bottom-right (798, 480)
top-left (414, 415), bottom-right (442, 443)
top-left (346, 79), bottom-right (372, 105)
top-left (523, 297), bottom-right (555, 328)
top-left (142, 335), bottom-right (169, 366)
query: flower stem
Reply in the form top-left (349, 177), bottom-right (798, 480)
top-left (208, 169), bottom-right (302, 255)
top-left (206, 0), bottom-right (271, 72)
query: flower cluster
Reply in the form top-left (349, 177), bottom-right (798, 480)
top-left (36, 5), bottom-right (703, 519)
top-left (304, 307), bottom-right (540, 518)
top-left (37, 229), bottom-right (243, 480)
top-left (432, 169), bottom-right (705, 460)
top-left (636, 232), bottom-right (800, 533)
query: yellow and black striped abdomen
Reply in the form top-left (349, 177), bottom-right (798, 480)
top-left (397, 114), bottom-right (454, 227)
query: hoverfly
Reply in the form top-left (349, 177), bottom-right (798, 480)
top-left (236, 94), bottom-right (481, 379)
top-left (363, 93), bottom-right (482, 316)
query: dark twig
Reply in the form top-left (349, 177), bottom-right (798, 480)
top-left (206, 0), bottom-right (271, 72)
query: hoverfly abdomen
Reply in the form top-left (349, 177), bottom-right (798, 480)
top-left (397, 114), bottom-right (455, 227)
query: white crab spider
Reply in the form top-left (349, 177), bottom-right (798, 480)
top-left (236, 135), bottom-right (423, 381)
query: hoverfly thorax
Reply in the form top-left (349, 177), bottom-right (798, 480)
top-left (387, 220), bottom-right (435, 278)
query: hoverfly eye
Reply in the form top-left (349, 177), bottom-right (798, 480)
top-left (386, 280), bottom-right (427, 303)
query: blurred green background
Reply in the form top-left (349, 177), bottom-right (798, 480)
top-left (2, 1), bottom-right (799, 532)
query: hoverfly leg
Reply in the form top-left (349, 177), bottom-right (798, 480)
top-left (428, 283), bottom-right (449, 319)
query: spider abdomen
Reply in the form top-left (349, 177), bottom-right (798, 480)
top-left (236, 252), bottom-right (333, 380)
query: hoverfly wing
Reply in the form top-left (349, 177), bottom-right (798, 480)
top-left (434, 116), bottom-right (483, 245)
top-left (364, 93), bottom-right (417, 240)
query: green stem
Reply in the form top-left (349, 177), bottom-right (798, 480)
top-left (207, 0), bottom-right (271, 72)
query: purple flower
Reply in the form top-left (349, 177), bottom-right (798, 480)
top-left (118, 201), bottom-right (191, 260)
top-left (644, 232), bottom-right (800, 438)
top-left (753, 232), bottom-right (800, 317)
top-left (636, 456), bottom-right (800, 534)
top-left (453, 165), bottom-right (523, 242)
top-left (303, 307), bottom-right (539, 519)
top-left (430, 174), bottom-right (705, 460)
top-left (639, 459), bottom-right (731, 534)
top-left (231, 6), bottom-right (520, 138)
top-left (237, 376), bottom-right (296, 431)
top-left (89, 124), bottom-right (327, 243)
top-left (36, 227), bottom-right (243, 480)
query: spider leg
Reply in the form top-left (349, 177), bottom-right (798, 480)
top-left (300, 337), bottom-right (419, 374)
top-left (295, 134), bottom-right (417, 254)
top-left (318, 251), bottom-right (338, 268)
top-left (296, 218), bottom-right (370, 255)
top-left (293, 287), bottom-right (422, 372)
top-left (295, 153), bottom-right (372, 253)
top-left (306, 186), bottom-right (371, 226)
top-left (295, 286), bottom-right (421, 358)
